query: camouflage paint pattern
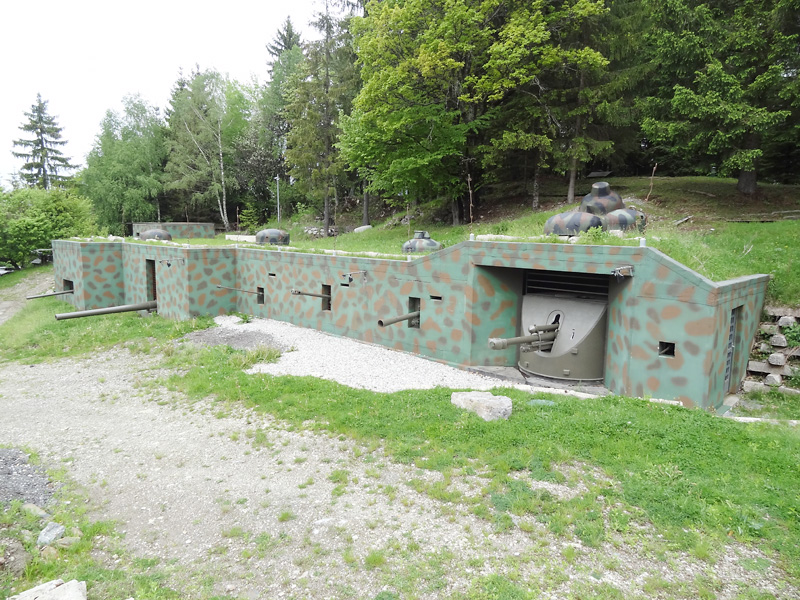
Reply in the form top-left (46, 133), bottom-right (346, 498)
top-left (138, 229), bottom-right (173, 241)
top-left (132, 222), bottom-right (215, 239)
top-left (255, 229), bottom-right (291, 245)
top-left (402, 231), bottom-right (444, 253)
top-left (51, 238), bottom-right (769, 413)
top-left (544, 211), bottom-right (606, 235)
top-left (580, 181), bottom-right (624, 215)
top-left (605, 208), bottom-right (647, 232)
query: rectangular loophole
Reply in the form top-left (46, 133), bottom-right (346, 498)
top-left (63, 279), bottom-right (74, 291)
top-left (658, 341), bottom-right (676, 358)
top-left (430, 295), bottom-right (442, 301)
top-left (321, 284), bottom-right (332, 311)
top-left (408, 296), bottom-right (421, 329)
top-left (146, 259), bottom-right (157, 301)
top-left (269, 272), bottom-right (276, 278)
top-left (257, 287), bottom-right (265, 305)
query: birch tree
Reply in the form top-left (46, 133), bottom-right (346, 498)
top-left (164, 69), bottom-right (243, 229)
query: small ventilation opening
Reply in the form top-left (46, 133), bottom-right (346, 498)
top-left (659, 341), bottom-right (676, 358)
top-left (63, 279), bottom-right (73, 291)
top-left (257, 287), bottom-right (265, 305)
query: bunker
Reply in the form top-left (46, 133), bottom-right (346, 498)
top-left (50, 237), bottom-right (769, 413)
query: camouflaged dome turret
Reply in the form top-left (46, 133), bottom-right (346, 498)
top-left (255, 229), bottom-right (290, 245)
top-left (402, 231), bottom-right (443, 253)
top-left (605, 208), bottom-right (647, 232)
top-left (580, 182), bottom-right (624, 215)
top-left (138, 229), bottom-right (172, 241)
top-left (544, 212), bottom-right (606, 236)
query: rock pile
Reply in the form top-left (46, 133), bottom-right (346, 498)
top-left (745, 307), bottom-right (799, 394)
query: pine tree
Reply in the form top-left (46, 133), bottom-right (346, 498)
top-left (12, 93), bottom-right (75, 189)
top-left (267, 18), bottom-right (302, 72)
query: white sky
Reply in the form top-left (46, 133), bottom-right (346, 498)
top-left (0, 0), bottom-right (322, 190)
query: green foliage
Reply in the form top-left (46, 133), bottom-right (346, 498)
top-left (0, 188), bottom-right (95, 268)
top-left (12, 93), bottom-right (75, 189)
top-left (82, 96), bottom-right (166, 235)
top-left (164, 69), bottom-right (243, 230)
top-left (784, 324), bottom-right (800, 348)
top-left (456, 574), bottom-right (536, 599)
top-left (639, 0), bottom-right (799, 192)
top-left (285, 4), bottom-right (359, 233)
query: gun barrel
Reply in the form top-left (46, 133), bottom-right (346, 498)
top-left (26, 289), bottom-right (74, 300)
top-left (217, 285), bottom-right (261, 295)
top-left (291, 289), bottom-right (331, 299)
top-left (55, 300), bottom-right (157, 321)
top-left (378, 311), bottom-right (421, 327)
top-left (488, 330), bottom-right (558, 350)
top-left (529, 323), bottom-right (559, 333)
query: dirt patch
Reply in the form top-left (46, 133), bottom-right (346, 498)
top-left (0, 269), bottom-right (55, 326)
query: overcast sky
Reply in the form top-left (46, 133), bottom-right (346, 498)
top-left (0, 0), bottom-right (322, 190)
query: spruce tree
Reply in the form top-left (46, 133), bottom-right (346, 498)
top-left (12, 93), bottom-right (74, 189)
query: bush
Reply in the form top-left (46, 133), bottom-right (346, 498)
top-left (0, 188), bottom-right (96, 268)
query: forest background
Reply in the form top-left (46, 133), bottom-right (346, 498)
top-left (2, 0), bottom-right (799, 240)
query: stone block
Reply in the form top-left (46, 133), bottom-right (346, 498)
top-left (760, 324), bottom-right (779, 336)
top-left (765, 373), bottom-right (783, 387)
top-left (37, 522), bottom-right (65, 546)
top-left (742, 380), bottom-right (767, 393)
top-left (768, 353), bottom-right (787, 366)
top-left (770, 334), bottom-right (788, 348)
top-left (748, 361), bottom-right (794, 376)
top-left (9, 579), bottom-right (87, 600)
top-left (353, 225), bottom-right (373, 233)
top-left (759, 343), bottom-right (773, 353)
top-left (778, 316), bottom-right (798, 327)
top-left (451, 391), bottom-right (512, 421)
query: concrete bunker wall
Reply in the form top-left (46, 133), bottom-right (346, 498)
top-left (51, 239), bottom-right (769, 412)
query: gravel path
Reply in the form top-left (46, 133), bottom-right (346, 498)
top-left (1, 310), bottom-right (797, 597)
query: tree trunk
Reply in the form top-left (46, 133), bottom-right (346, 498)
top-left (216, 117), bottom-right (230, 230)
top-left (567, 154), bottom-right (578, 204)
top-left (362, 186), bottom-right (369, 226)
top-left (323, 189), bottom-right (331, 237)
top-left (737, 132), bottom-right (761, 195)
top-left (737, 170), bottom-right (758, 195)
top-left (451, 197), bottom-right (463, 226)
top-left (531, 155), bottom-right (540, 211)
top-left (567, 71), bottom-right (585, 204)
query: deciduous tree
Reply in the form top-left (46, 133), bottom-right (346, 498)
top-left (83, 96), bottom-right (166, 235)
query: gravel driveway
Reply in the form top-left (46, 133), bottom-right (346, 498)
top-left (1, 285), bottom-right (797, 598)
